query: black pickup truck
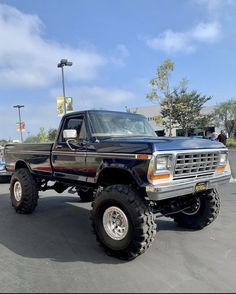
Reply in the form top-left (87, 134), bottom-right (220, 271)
top-left (4, 110), bottom-right (231, 260)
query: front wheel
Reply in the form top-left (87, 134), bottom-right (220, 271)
top-left (10, 168), bottom-right (39, 214)
top-left (91, 184), bottom-right (157, 260)
top-left (172, 189), bottom-right (220, 230)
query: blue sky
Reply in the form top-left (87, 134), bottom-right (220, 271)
top-left (0, 0), bottom-right (236, 140)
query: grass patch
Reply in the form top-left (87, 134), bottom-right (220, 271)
top-left (227, 138), bottom-right (236, 147)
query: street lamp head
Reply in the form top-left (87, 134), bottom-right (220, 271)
top-left (57, 59), bottom-right (72, 68)
top-left (60, 59), bottom-right (68, 64)
top-left (13, 105), bottom-right (24, 108)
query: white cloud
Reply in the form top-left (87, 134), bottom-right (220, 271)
top-left (145, 21), bottom-right (221, 53)
top-left (50, 86), bottom-right (136, 110)
top-left (146, 30), bottom-right (194, 53)
top-left (0, 4), bottom-right (115, 88)
top-left (192, 22), bottom-right (221, 42)
top-left (110, 44), bottom-right (130, 67)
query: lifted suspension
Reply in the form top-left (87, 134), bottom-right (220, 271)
top-left (152, 194), bottom-right (201, 218)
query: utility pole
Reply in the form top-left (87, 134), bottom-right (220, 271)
top-left (57, 59), bottom-right (73, 115)
top-left (13, 105), bottom-right (24, 143)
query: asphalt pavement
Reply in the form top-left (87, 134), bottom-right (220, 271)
top-left (229, 148), bottom-right (236, 179)
top-left (0, 182), bottom-right (236, 293)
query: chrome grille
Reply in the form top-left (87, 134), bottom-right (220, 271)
top-left (174, 151), bottom-right (220, 179)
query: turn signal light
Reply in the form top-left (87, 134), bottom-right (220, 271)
top-left (215, 166), bottom-right (225, 174)
top-left (149, 172), bottom-right (171, 181)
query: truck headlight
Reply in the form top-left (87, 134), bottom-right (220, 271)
top-left (156, 156), bottom-right (171, 170)
top-left (148, 154), bottom-right (173, 184)
top-left (215, 152), bottom-right (228, 175)
top-left (219, 152), bottom-right (227, 166)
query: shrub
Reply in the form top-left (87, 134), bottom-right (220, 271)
top-left (227, 138), bottom-right (236, 147)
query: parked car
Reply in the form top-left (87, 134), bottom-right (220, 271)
top-left (0, 158), bottom-right (11, 183)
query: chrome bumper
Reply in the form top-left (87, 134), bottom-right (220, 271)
top-left (146, 172), bottom-right (231, 201)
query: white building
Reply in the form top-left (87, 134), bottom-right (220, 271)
top-left (129, 104), bottom-right (220, 137)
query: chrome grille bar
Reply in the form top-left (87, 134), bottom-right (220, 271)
top-left (174, 151), bottom-right (220, 179)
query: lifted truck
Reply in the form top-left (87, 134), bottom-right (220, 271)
top-left (4, 110), bottom-right (231, 260)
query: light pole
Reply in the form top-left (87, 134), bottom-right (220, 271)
top-left (57, 59), bottom-right (73, 115)
top-left (13, 105), bottom-right (24, 143)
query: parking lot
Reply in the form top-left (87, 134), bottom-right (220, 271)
top-left (0, 181), bottom-right (236, 293)
top-left (229, 148), bottom-right (236, 179)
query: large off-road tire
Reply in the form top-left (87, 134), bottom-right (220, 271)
top-left (91, 184), bottom-right (157, 260)
top-left (10, 168), bottom-right (39, 214)
top-left (78, 188), bottom-right (94, 202)
top-left (172, 189), bottom-right (220, 230)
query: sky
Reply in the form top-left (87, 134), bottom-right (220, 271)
top-left (0, 0), bottom-right (236, 140)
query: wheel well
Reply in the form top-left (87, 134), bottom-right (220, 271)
top-left (97, 168), bottom-right (137, 187)
top-left (15, 161), bottom-right (29, 170)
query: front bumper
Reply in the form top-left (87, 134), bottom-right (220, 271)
top-left (146, 171), bottom-right (231, 201)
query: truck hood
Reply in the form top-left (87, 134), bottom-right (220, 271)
top-left (102, 136), bottom-right (226, 152)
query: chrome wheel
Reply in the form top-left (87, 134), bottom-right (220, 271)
top-left (103, 206), bottom-right (129, 241)
top-left (14, 181), bottom-right (22, 202)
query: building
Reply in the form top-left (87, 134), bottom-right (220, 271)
top-left (129, 104), bottom-right (220, 137)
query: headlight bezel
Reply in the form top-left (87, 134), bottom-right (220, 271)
top-left (155, 155), bottom-right (172, 173)
top-left (148, 153), bottom-right (173, 184)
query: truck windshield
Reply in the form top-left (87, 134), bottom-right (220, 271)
top-left (89, 112), bottom-right (157, 137)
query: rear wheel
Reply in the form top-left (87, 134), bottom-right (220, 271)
top-left (91, 184), bottom-right (156, 260)
top-left (10, 168), bottom-right (39, 214)
top-left (172, 189), bottom-right (220, 230)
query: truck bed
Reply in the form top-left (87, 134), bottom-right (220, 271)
top-left (4, 143), bottom-right (54, 177)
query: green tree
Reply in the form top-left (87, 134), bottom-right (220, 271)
top-left (48, 128), bottom-right (58, 141)
top-left (0, 139), bottom-right (8, 147)
top-left (24, 135), bottom-right (40, 143)
top-left (214, 99), bottom-right (236, 138)
top-left (170, 87), bottom-right (212, 136)
top-left (146, 59), bottom-right (183, 136)
top-left (38, 127), bottom-right (48, 142)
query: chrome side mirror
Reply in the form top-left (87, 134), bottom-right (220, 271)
top-left (63, 129), bottom-right (77, 151)
top-left (63, 129), bottom-right (77, 139)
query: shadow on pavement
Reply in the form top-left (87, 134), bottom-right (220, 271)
top-left (0, 193), bottom-right (191, 264)
top-left (0, 194), bottom-right (127, 265)
top-left (156, 218), bottom-right (192, 232)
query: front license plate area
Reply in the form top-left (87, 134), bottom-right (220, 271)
top-left (195, 182), bottom-right (207, 193)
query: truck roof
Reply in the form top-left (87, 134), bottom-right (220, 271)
top-left (63, 110), bottom-right (144, 118)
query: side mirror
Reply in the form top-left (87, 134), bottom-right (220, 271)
top-left (63, 129), bottom-right (77, 139)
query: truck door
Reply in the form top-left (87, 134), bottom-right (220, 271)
top-left (52, 114), bottom-right (88, 183)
